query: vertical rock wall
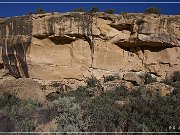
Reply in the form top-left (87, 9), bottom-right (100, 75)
top-left (0, 16), bottom-right (32, 78)
top-left (0, 13), bottom-right (180, 83)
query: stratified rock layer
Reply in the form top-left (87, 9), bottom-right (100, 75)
top-left (0, 12), bottom-right (180, 84)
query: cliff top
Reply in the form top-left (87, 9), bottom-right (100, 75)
top-left (1, 12), bottom-right (180, 19)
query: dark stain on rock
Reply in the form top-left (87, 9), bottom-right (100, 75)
top-left (0, 15), bottom-right (32, 78)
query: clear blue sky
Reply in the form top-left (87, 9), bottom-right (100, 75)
top-left (0, 0), bottom-right (179, 17)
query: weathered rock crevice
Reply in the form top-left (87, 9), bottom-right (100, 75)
top-left (109, 23), bottom-right (134, 33)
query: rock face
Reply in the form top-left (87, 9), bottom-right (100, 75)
top-left (0, 16), bottom-right (32, 78)
top-left (0, 78), bottom-right (46, 102)
top-left (0, 12), bottom-right (180, 85)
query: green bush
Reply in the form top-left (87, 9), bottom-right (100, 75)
top-left (35, 8), bottom-right (45, 14)
top-left (87, 97), bottom-right (122, 132)
top-left (9, 98), bottom-right (39, 132)
top-left (124, 87), bottom-right (180, 132)
top-left (120, 11), bottom-right (128, 18)
top-left (53, 97), bottom-right (90, 132)
top-left (144, 7), bottom-right (160, 15)
top-left (136, 18), bottom-right (145, 25)
top-left (162, 71), bottom-right (180, 88)
top-left (57, 85), bottom-right (129, 132)
top-left (170, 71), bottom-right (180, 82)
top-left (50, 81), bottom-right (64, 93)
top-left (0, 92), bottom-right (39, 132)
top-left (26, 12), bottom-right (33, 15)
top-left (37, 104), bottom-right (58, 125)
top-left (0, 92), bottom-right (20, 110)
top-left (73, 8), bottom-right (85, 12)
top-left (50, 78), bottom-right (180, 133)
top-left (84, 85), bottom-right (129, 132)
top-left (104, 75), bottom-right (119, 83)
top-left (104, 9), bottom-right (115, 14)
top-left (142, 72), bottom-right (157, 84)
top-left (62, 86), bottom-right (95, 103)
top-left (89, 7), bottom-right (99, 13)
top-left (78, 83), bottom-right (179, 132)
top-left (86, 76), bottom-right (100, 87)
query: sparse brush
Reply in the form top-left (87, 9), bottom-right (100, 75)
top-left (104, 9), bottom-right (115, 14)
top-left (144, 7), bottom-right (160, 15)
top-left (104, 75), bottom-right (119, 83)
top-left (142, 72), bottom-right (157, 84)
top-left (86, 76), bottom-right (100, 87)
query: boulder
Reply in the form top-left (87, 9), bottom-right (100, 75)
top-left (0, 78), bottom-right (46, 103)
top-left (123, 72), bottom-right (144, 85)
top-left (143, 82), bottom-right (174, 96)
top-left (104, 80), bottom-right (134, 91)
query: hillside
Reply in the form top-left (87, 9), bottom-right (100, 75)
top-left (0, 12), bottom-right (179, 133)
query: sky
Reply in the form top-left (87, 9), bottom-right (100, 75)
top-left (0, 0), bottom-right (179, 17)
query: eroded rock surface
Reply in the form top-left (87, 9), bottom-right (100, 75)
top-left (0, 13), bottom-right (180, 85)
top-left (0, 78), bottom-right (46, 102)
top-left (0, 16), bottom-right (32, 78)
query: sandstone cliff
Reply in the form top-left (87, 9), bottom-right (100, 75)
top-left (0, 12), bottom-right (180, 86)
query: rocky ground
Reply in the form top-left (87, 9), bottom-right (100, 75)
top-left (0, 71), bottom-right (179, 132)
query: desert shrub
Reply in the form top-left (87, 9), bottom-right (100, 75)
top-left (53, 97), bottom-right (90, 132)
top-left (14, 120), bottom-right (35, 132)
top-left (170, 71), bottom-right (180, 82)
top-left (9, 98), bottom-right (39, 132)
top-left (85, 85), bottom-right (129, 132)
top-left (73, 8), bottom-right (85, 12)
top-left (120, 11), bottom-right (128, 18)
top-left (46, 75), bottom-right (179, 132)
top-left (162, 78), bottom-right (173, 87)
top-left (26, 12), bottom-right (33, 15)
top-left (89, 7), bottom-right (99, 13)
top-left (59, 85), bottom-right (129, 132)
top-left (98, 85), bottom-right (129, 103)
top-left (37, 108), bottom-right (51, 124)
top-left (136, 18), bottom-right (145, 25)
top-left (115, 85), bottom-right (130, 97)
top-left (162, 71), bottom-right (180, 88)
top-left (35, 8), bottom-right (45, 14)
top-left (63, 86), bottom-right (94, 103)
top-left (0, 92), bottom-right (20, 110)
top-left (82, 84), bottom-right (179, 132)
top-left (0, 93), bottom-right (39, 132)
top-left (86, 76), bottom-right (100, 87)
top-left (37, 104), bottom-right (58, 125)
top-left (104, 9), bottom-right (115, 14)
top-left (142, 72), bottom-right (157, 84)
top-left (104, 75), bottom-right (115, 83)
top-left (50, 81), bottom-right (64, 93)
top-left (144, 7), bottom-right (160, 15)
top-left (0, 114), bottom-right (14, 132)
top-left (46, 92), bottom-right (60, 101)
top-left (20, 98), bottom-right (40, 111)
top-left (104, 75), bottom-right (119, 83)
top-left (121, 87), bottom-right (180, 132)
top-left (87, 97), bottom-right (122, 132)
